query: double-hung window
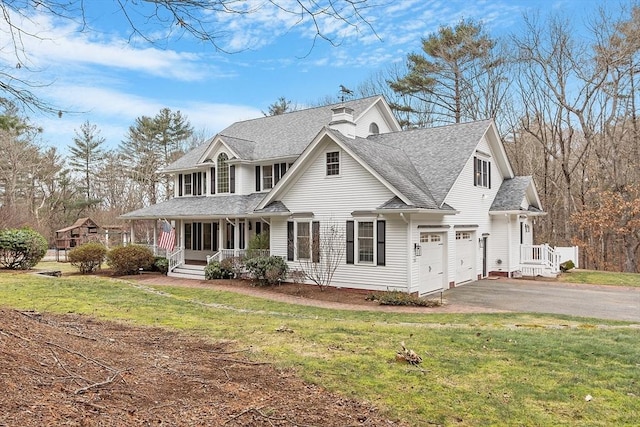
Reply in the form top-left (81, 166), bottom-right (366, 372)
top-left (184, 174), bottom-right (192, 195)
top-left (357, 222), bottom-right (374, 263)
top-left (326, 151), bottom-right (340, 176)
top-left (346, 219), bottom-right (385, 266)
top-left (474, 156), bottom-right (491, 188)
top-left (263, 165), bottom-right (273, 190)
top-left (296, 222), bottom-right (310, 259)
top-left (287, 220), bottom-right (320, 262)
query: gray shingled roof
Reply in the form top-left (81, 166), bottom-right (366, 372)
top-left (490, 176), bottom-right (534, 211)
top-left (163, 96), bottom-right (383, 173)
top-left (368, 120), bottom-right (493, 207)
top-left (120, 193), bottom-right (266, 219)
top-left (163, 141), bottom-right (211, 172)
top-left (333, 129), bottom-right (442, 210)
top-left (254, 201), bottom-right (290, 213)
top-left (219, 96), bottom-right (381, 160)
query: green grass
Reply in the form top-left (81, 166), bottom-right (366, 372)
top-left (0, 271), bottom-right (638, 426)
top-left (559, 269), bottom-right (640, 287)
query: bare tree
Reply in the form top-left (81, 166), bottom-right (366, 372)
top-left (295, 220), bottom-right (345, 290)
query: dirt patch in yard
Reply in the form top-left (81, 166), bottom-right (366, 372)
top-left (0, 307), bottom-right (403, 426)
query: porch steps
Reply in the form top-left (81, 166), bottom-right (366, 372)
top-left (169, 264), bottom-right (206, 280)
top-left (519, 264), bottom-right (559, 278)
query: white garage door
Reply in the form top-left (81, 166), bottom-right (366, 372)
top-left (418, 232), bottom-right (445, 295)
top-left (456, 231), bottom-right (475, 283)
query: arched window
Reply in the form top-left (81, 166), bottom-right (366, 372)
top-left (217, 153), bottom-right (229, 193)
top-left (369, 122), bottom-right (379, 135)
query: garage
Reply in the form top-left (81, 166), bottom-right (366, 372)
top-left (418, 232), bottom-right (445, 295)
top-left (455, 231), bottom-right (475, 284)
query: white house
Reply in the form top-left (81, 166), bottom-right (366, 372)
top-left (122, 96), bottom-right (556, 295)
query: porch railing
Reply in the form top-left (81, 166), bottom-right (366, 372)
top-left (168, 247), bottom-right (185, 272)
top-left (520, 244), bottom-right (561, 273)
top-left (206, 249), bottom-right (270, 264)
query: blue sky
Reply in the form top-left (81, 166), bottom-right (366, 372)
top-left (0, 0), bottom-right (616, 152)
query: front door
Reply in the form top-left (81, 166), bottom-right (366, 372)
top-left (418, 232), bottom-right (445, 295)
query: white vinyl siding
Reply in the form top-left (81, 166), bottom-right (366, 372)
top-left (273, 140), bottom-right (408, 291)
top-left (441, 135), bottom-right (502, 285)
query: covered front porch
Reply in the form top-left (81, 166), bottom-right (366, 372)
top-left (163, 217), bottom-right (271, 277)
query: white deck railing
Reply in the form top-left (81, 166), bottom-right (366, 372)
top-left (206, 249), bottom-right (270, 264)
top-left (167, 247), bottom-right (185, 272)
top-left (520, 244), bottom-right (561, 273)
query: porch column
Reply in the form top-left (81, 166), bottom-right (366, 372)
top-left (153, 221), bottom-right (158, 255)
top-left (218, 220), bottom-right (225, 250)
top-left (130, 224), bottom-right (135, 246)
top-left (506, 214), bottom-right (512, 275)
top-left (234, 218), bottom-right (239, 253)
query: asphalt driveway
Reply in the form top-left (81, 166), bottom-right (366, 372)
top-left (443, 278), bottom-right (640, 322)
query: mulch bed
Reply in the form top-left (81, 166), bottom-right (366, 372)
top-left (0, 308), bottom-right (403, 426)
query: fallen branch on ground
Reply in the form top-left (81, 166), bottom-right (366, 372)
top-left (396, 341), bottom-right (423, 365)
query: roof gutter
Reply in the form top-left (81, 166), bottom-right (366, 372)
top-left (488, 210), bottom-right (547, 217)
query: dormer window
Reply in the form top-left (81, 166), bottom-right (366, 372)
top-left (369, 122), bottom-right (379, 135)
top-left (326, 151), bottom-right (340, 176)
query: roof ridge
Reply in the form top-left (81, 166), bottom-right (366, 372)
top-left (224, 95), bottom-right (382, 127)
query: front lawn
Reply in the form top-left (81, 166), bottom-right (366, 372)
top-left (0, 271), bottom-right (638, 426)
top-left (559, 269), bottom-right (640, 287)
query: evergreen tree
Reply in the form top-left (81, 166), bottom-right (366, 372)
top-left (120, 108), bottom-right (193, 205)
top-left (390, 20), bottom-right (500, 125)
top-left (68, 121), bottom-right (105, 203)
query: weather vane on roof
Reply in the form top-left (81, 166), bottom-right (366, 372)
top-left (339, 85), bottom-right (354, 102)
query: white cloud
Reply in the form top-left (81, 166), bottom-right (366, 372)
top-left (0, 9), bottom-right (208, 82)
top-left (34, 84), bottom-right (262, 151)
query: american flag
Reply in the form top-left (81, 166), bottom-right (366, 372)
top-left (158, 220), bottom-right (175, 251)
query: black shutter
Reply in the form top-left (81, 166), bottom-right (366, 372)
top-left (473, 157), bottom-right (477, 187)
top-left (203, 172), bottom-right (207, 195)
top-left (230, 165), bottom-right (236, 193)
top-left (212, 222), bottom-right (219, 250)
top-left (255, 166), bottom-right (261, 191)
top-left (274, 163), bottom-right (281, 185)
top-left (287, 221), bottom-right (294, 261)
top-left (488, 161), bottom-right (492, 189)
top-left (255, 221), bottom-right (262, 235)
top-left (312, 221), bottom-right (320, 263)
top-left (281, 162), bottom-right (287, 175)
top-left (376, 220), bottom-right (386, 266)
top-left (346, 220), bottom-right (354, 264)
top-left (210, 167), bottom-right (215, 194)
top-left (178, 174), bottom-right (183, 196)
